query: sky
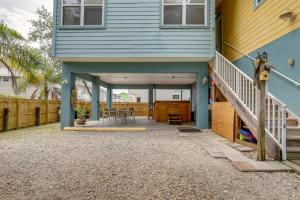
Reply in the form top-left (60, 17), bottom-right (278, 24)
top-left (0, 0), bottom-right (53, 37)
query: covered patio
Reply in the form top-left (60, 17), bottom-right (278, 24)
top-left (61, 62), bottom-right (209, 130)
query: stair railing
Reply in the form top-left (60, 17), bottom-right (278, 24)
top-left (214, 51), bottom-right (287, 160)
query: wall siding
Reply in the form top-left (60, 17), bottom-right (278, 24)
top-left (53, 0), bottom-right (214, 59)
top-left (233, 29), bottom-right (300, 117)
top-left (221, 0), bottom-right (300, 61)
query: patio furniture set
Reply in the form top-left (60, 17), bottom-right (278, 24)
top-left (102, 108), bottom-right (136, 125)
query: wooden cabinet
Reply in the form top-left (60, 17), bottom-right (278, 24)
top-left (154, 101), bottom-right (191, 122)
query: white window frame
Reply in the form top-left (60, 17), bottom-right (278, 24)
top-left (161, 0), bottom-right (207, 27)
top-left (2, 77), bottom-right (10, 83)
top-left (61, 0), bottom-right (105, 27)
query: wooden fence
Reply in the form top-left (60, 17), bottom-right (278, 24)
top-left (0, 97), bottom-right (148, 131)
top-left (0, 97), bottom-right (61, 131)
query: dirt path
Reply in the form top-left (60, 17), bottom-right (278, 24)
top-left (0, 124), bottom-right (299, 200)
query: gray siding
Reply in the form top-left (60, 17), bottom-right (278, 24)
top-left (53, 0), bottom-right (215, 59)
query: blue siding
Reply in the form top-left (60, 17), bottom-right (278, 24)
top-left (233, 28), bottom-right (300, 117)
top-left (53, 0), bottom-right (215, 59)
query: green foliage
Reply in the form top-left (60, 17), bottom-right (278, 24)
top-left (28, 6), bottom-right (53, 55)
top-left (119, 92), bottom-right (129, 101)
top-left (76, 104), bottom-right (87, 119)
top-left (0, 22), bottom-right (43, 94)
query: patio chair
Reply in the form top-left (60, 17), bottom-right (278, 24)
top-left (102, 109), bottom-right (111, 125)
top-left (129, 108), bottom-right (135, 122)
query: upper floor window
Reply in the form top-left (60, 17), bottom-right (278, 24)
top-left (62, 0), bottom-right (104, 26)
top-left (162, 0), bottom-right (207, 26)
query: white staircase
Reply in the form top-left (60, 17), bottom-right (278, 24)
top-left (209, 51), bottom-right (300, 160)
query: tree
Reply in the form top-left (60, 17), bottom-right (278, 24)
top-left (28, 6), bottom-right (53, 56)
top-left (0, 22), bottom-right (41, 94)
top-left (28, 7), bottom-right (92, 97)
top-left (17, 64), bottom-right (61, 100)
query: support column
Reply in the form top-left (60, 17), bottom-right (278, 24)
top-left (92, 77), bottom-right (100, 120)
top-left (107, 85), bottom-right (112, 110)
top-left (148, 87), bottom-right (154, 108)
top-left (196, 67), bottom-right (209, 129)
top-left (61, 64), bottom-right (75, 129)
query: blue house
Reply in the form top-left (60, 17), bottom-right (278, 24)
top-left (52, 0), bottom-right (216, 129)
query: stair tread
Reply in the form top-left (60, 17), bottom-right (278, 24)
top-left (287, 147), bottom-right (300, 152)
top-left (287, 135), bottom-right (300, 140)
top-left (287, 127), bottom-right (300, 130)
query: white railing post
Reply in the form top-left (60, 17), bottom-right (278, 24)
top-left (282, 106), bottom-right (287, 160)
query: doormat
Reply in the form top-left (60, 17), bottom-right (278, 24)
top-left (177, 127), bottom-right (201, 133)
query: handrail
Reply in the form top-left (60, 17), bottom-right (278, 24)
top-left (217, 51), bottom-right (253, 82)
top-left (223, 42), bottom-right (300, 88)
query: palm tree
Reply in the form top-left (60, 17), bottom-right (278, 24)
top-left (0, 22), bottom-right (42, 94)
top-left (17, 64), bottom-right (61, 100)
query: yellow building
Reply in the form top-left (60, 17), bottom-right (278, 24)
top-left (217, 0), bottom-right (300, 117)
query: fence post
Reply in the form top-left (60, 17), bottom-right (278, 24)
top-left (45, 100), bottom-right (49, 124)
top-left (3, 108), bottom-right (9, 132)
top-left (16, 99), bottom-right (21, 129)
top-left (35, 107), bottom-right (41, 126)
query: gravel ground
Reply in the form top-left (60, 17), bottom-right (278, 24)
top-left (0, 124), bottom-right (299, 200)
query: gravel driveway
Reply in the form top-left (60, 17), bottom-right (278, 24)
top-left (0, 124), bottom-right (299, 200)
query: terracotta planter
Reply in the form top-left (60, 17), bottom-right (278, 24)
top-left (77, 117), bottom-right (86, 125)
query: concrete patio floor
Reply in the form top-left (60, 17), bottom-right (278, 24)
top-left (0, 123), bottom-right (299, 200)
top-left (76, 116), bottom-right (196, 129)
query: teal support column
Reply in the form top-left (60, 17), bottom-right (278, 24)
top-left (92, 77), bottom-right (100, 120)
top-left (107, 85), bottom-right (112, 109)
top-left (196, 66), bottom-right (209, 129)
top-left (61, 64), bottom-right (75, 129)
top-left (148, 87), bottom-right (154, 108)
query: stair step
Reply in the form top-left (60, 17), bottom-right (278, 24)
top-left (287, 147), bottom-right (300, 153)
top-left (287, 147), bottom-right (300, 159)
top-left (287, 127), bottom-right (300, 136)
top-left (287, 135), bottom-right (300, 140)
top-left (286, 119), bottom-right (299, 127)
top-left (287, 136), bottom-right (300, 147)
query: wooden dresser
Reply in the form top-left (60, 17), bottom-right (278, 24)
top-left (154, 101), bottom-right (191, 123)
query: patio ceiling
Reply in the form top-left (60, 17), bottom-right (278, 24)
top-left (91, 73), bottom-right (196, 85)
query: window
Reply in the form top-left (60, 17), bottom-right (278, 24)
top-left (62, 0), bottom-right (104, 26)
top-left (2, 77), bottom-right (10, 83)
top-left (162, 0), bottom-right (207, 26)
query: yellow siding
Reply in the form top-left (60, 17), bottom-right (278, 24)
top-left (221, 0), bottom-right (300, 61)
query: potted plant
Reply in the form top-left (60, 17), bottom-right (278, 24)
top-left (76, 104), bottom-right (87, 125)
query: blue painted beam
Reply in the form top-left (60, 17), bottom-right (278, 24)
top-left (196, 65), bottom-right (209, 129)
top-left (63, 62), bottom-right (207, 73)
top-left (111, 84), bottom-right (192, 90)
top-left (92, 77), bottom-right (100, 120)
top-left (148, 85), bottom-right (154, 108)
top-left (75, 73), bottom-right (108, 88)
top-left (61, 64), bottom-right (75, 129)
top-left (107, 85), bottom-right (112, 109)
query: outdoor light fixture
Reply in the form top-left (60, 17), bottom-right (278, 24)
top-left (62, 79), bottom-right (68, 85)
top-left (202, 76), bottom-right (208, 85)
top-left (279, 9), bottom-right (295, 22)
